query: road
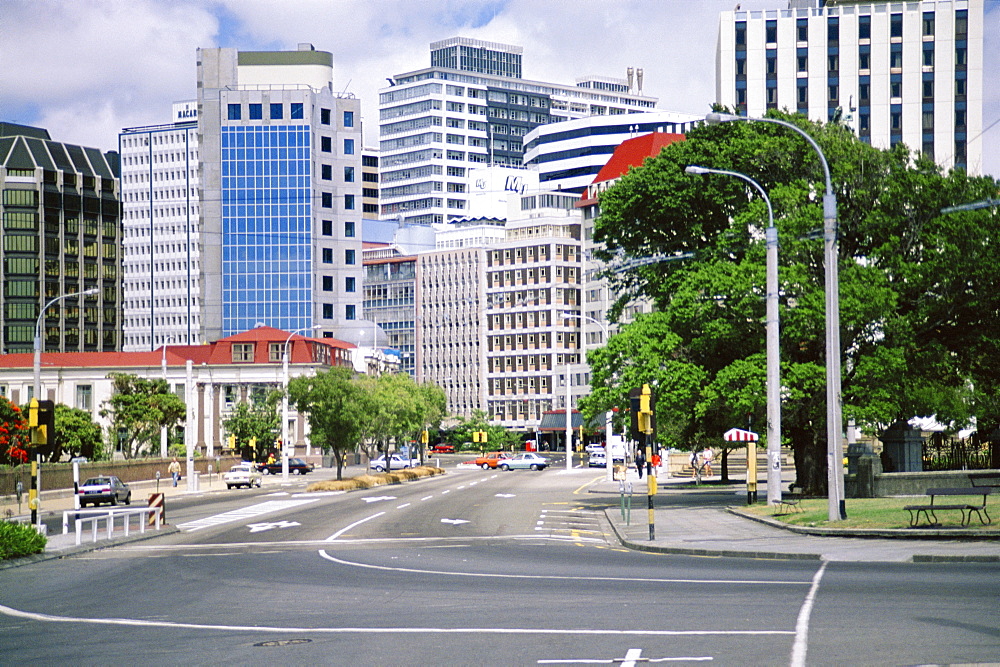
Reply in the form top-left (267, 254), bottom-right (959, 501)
top-left (2, 463), bottom-right (998, 665)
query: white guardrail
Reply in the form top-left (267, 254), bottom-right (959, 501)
top-left (62, 507), bottom-right (164, 546)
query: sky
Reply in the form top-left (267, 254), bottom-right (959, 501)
top-left (2, 0), bottom-right (998, 178)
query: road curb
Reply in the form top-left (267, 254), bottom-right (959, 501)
top-left (601, 508), bottom-right (821, 561)
top-left (728, 507), bottom-right (1000, 540)
top-left (0, 525), bottom-right (181, 571)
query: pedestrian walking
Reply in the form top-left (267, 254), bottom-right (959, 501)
top-left (690, 449), bottom-right (700, 476)
top-left (702, 447), bottom-right (714, 476)
top-left (635, 448), bottom-right (645, 478)
top-left (168, 457), bottom-right (181, 487)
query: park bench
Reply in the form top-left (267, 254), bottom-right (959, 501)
top-left (969, 472), bottom-right (1000, 489)
top-left (903, 487), bottom-right (994, 527)
top-left (771, 484), bottom-right (803, 515)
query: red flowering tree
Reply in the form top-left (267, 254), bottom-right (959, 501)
top-left (0, 397), bottom-right (30, 466)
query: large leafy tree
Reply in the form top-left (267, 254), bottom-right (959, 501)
top-left (223, 397), bottom-right (280, 462)
top-left (52, 405), bottom-right (104, 463)
top-left (99, 373), bottom-right (186, 459)
top-left (593, 109), bottom-right (999, 494)
top-left (288, 367), bottom-right (369, 480)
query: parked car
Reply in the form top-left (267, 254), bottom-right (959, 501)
top-left (370, 454), bottom-right (421, 472)
top-left (588, 452), bottom-right (607, 468)
top-left (474, 451), bottom-right (512, 469)
top-left (585, 444), bottom-right (605, 454)
top-left (256, 458), bottom-right (315, 475)
top-left (430, 444), bottom-right (455, 453)
top-left (78, 476), bottom-right (131, 507)
top-left (498, 453), bottom-right (549, 471)
top-left (224, 463), bottom-right (263, 489)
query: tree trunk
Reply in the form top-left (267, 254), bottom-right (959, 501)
top-left (789, 425), bottom-right (826, 495)
top-left (720, 447), bottom-right (730, 483)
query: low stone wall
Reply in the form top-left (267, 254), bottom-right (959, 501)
top-left (846, 468), bottom-right (998, 497)
top-left (0, 456), bottom-right (243, 496)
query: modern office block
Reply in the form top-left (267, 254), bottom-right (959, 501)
top-left (716, 0), bottom-right (984, 172)
top-left (198, 45), bottom-right (364, 340)
top-left (379, 37), bottom-right (659, 225)
top-left (120, 101), bottom-right (201, 350)
top-left (0, 122), bottom-right (121, 358)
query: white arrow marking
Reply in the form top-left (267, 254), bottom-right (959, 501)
top-left (247, 521), bottom-right (300, 533)
top-left (441, 518), bottom-right (470, 525)
top-left (363, 496), bottom-right (396, 503)
top-left (495, 493), bottom-right (515, 498)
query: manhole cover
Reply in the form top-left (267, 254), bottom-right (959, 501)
top-left (254, 638), bottom-right (313, 647)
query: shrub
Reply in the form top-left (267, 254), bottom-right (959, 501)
top-left (0, 520), bottom-right (47, 560)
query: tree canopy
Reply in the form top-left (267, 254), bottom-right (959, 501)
top-left (590, 110), bottom-right (999, 493)
top-left (99, 373), bottom-right (186, 459)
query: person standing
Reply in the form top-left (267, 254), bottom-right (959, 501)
top-left (635, 448), bottom-right (646, 479)
top-left (702, 447), bottom-right (714, 476)
top-left (168, 457), bottom-right (181, 487)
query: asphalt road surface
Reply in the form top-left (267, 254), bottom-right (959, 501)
top-left (2, 465), bottom-right (998, 666)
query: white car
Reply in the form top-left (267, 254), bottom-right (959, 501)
top-left (369, 455), bottom-right (421, 472)
top-left (585, 444), bottom-right (606, 454)
top-left (224, 463), bottom-right (263, 489)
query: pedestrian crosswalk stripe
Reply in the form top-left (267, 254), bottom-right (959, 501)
top-left (178, 499), bottom-right (321, 532)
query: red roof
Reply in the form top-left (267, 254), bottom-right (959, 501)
top-left (577, 132), bottom-right (686, 207)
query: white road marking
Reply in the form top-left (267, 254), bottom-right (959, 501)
top-left (539, 647), bottom-right (712, 664)
top-left (0, 602), bottom-right (792, 638)
top-left (396, 503), bottom-right (411, 509)
top-left (441, 489), bottom-right (451, 494)
top-left (362, 496), bottom-right (396, 503)
top-left (247, 521), bottom-right (300, 533)
top-left (790, 561), bottom-right (827, 667)
top-left (441, 518), bottom-right (470, 525)
top-left (176, 499), bottom-right (320, 532)
top-left (496, 493), bottom-right (516, 498)
top-left (324, 512), bottom-right (386, 541)
top-left (420, 496), bottom-right (434, 501)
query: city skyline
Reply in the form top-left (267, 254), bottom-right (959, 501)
top-left (3, 0), bottom-right (998, 178)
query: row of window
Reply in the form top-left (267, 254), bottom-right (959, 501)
top-left (226, 103), bottom-right (355, 128)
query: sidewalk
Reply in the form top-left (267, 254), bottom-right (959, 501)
top-left (595, 468), bottom-right (1000, 563)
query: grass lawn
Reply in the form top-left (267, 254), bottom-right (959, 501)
top-left (739, 496), bottom-right (1000, 531)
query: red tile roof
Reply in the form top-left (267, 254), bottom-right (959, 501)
top-left (577, 132), bottom-right (686, 207)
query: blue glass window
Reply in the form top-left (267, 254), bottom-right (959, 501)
top-left (228, 104), bottom-right (241, 120)
top-left (321, 136), bottom-right (332, 152)
top-left (343, 139), bottom-right (355, 155)
top-left (323, 303), bottom-right (334, 319)
top-left (321, 109), bottom-right (331, 125)
top-left (343, 111), bottom-right (354, 127)
top-left (322, 192), bottom-right (332, 208)
top-left (291, 103), bottom-right (304, 119)
top-left (346, 305), bottom-right (356, 320)
top-left (345, 249), bottom-right (355, 265)
top-left (344, 194), bottom-right (355, 210)
top-left (249, 104), bottom-right (262, 120)
top-left (344, 221), bottom-right (355, 237)
top-left (344, 166), bottom-right (355, 182)
top-left (322, 276), bottom-right (333, 291)
top-left (322, 248), bottom-right (333, 263)
top-left (322, 164), bottom-right (332, 180)
top-left (270, 103), bottom-right (283, 119)
top-left (345, 277), bottom-right (356, 292)
top-left (322, 220), bottom-right (332, 236)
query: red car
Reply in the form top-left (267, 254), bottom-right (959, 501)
top-left (430, 444), bottom-right (455, 453)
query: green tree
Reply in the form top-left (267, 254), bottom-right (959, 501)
top-left (593, 109), bottom-right (1000, 494)
top-left (99, 373), bottom-right (186, 459)
top-left (0, 397), bottom-right (30, 467)
top-left (223, 397), bottom-right (280, 461)
top-left (288, 367), bottom-right (368, 480)
top-left (52, 404), bottom-right (104, 463)
top-left (448, 410), bottom-right (520, 452)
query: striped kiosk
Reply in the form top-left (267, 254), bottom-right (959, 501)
top-left (725, 428), bottom-right (759, 504)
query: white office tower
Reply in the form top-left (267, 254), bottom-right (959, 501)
top-left (379, 37), bottom-right (659, 225)
top-left (716, 0), bottom-right (983, 173)
top-left (198, 45), bottom-right (364, 340)
top-left (120, 101), bottom-right (202, 350)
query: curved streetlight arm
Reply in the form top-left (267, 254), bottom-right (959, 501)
top-left (685, 165), bottom-right (774, 231)
top-left (33, 288), bottom-right (99, 398)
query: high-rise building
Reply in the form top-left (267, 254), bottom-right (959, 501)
top-left (120, 101), bottom-right (201, 350)
top-left (716, 0), bottom-right (984, 172)
top-left (198, 44), bottom-right (363, 340)
top-left (379, 37), bottom-right (659, 225)
top-left (0, 122), bottom-right (121, 359)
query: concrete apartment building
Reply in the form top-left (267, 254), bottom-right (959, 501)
top-left (0, 123), bottom-right (121, 360)
top-left (378, 37), bottom-right (659, 226)
top-left (716, 0), bottom-right (984, 172)
top-left (197, 44), bottom-right (364, 340)
top-left (119, 101), bottom-right (202, 350)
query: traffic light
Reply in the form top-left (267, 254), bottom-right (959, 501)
top-left (629, 385), bottom-right (656, 442)
top-left (421, 430), bottom-right (429, 444)
top-left (228, 434), bottom-right (236, 450)
top-left (472, 430), bottom-right (488, 444)
top-left (27, 398), bottom-right (55, 455)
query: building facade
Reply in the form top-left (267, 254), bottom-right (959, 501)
top-left (197, 45), bottom-right (364, 341)
top-left (0, 123), bottom-right (121, 359)
top-left (119, 101), bottom-right (201, 350)
top-left (716, 0), bottom-right (984, 172)
top-left (378, 37), bottom-right (659, 225)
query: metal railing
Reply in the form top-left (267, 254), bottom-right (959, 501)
top-left (63, 507), bottom-right (163, 546)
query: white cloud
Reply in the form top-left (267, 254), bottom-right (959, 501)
top-left (1, 0), bottom-right (996, 177)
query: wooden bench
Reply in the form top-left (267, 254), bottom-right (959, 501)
top-left (903, 487), bottom-right (994, 527)
top-left (771, 491), bottom-right (803, 515)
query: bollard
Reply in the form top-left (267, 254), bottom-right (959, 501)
top-left (148, 493), bottom-right (166, 525)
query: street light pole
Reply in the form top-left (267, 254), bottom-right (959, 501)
top-left (685, 165), bottom-right (781, 505)
top-left (706, 112), bottom-right (844, 520)
top-left (562, 311), bottom-right (613, 481)
top-left (282, 325), bottom-right (320, 481)
top-left (33, 288), bottom-right (99, 399)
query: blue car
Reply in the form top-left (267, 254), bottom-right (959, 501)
top-left (498, 453), bottom-right (549, 471)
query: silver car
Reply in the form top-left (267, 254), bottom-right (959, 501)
top-left (78, 476), bottom-right (132, 507)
